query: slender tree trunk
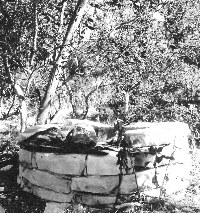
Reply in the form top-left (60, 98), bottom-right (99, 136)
top-left (37, 65), bottom-right (61, 124)
top-left (66, 82), bottom-right (78, 118)
top-left (2, 55), bottom-right (28, 132)
top-left (37, 0), bottom-right (89, 124)
top-left (82, 81), bottom-right (102, 119)
top-left (14, 84), bottom-right (27, 132)
top-left (124, 91), bottom-right (129, 114)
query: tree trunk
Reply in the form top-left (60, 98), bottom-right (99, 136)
top-left (37, 0), bottom-right (89, 125)
top-left (37, 65), bottom-right (61, 124)
top-left (14, 84), bottom-right (27, 132)
top-left (124, 91), bottom-right (129, 114)
top-left (2, 55), bottom-right (28, 132)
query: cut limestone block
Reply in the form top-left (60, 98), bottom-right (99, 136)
top-left (86, 151), bottom-right (119, 176)
top-left (119, 163), bottom-right (191, 195)
top-left (18, 165), bottom-right (71, 194)
top-left (124, 128), bottom-right (170, 147)
top-left (19, 149), bottom-right (34, 166)
top-left (87, 150), bottom-right (134, 175)
top-left (155, 163), bottom-right (191, 189)
top-left (133, 145), bottom-right (191, 169)
top-left (143, 168), bottom-right (190, 196)
top-left (18, 149), bottom-right (87, 175)
top-left (21, 178), bottom-right (74, 203)
top-left (71, 176), bottom-right (119, 194)
top-left (35, 152), bottom-right (86, 175)
top-left (75, 193), bottom-right (116, 207)
top-left (160, 145), bottom-right (191, 164)
top-left (44, 202), bottom-right (70, 213)
top-left (124, 122), bottom-right (191, 148)
top-left (119, 169), bottom-right (155, 195)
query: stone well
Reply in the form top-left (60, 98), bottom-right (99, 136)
top-left (17, 120), bottom-right (192, 211)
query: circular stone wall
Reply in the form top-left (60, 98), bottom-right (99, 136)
top-left (17, 121), bottom-right (192, 211)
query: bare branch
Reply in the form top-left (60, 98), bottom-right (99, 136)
top-left (25, 69), bottom-right (36, 96)
top-left (49, 93), bottom-right (62, 121)
top-left (29, 0), bottom-right (38, 66)
top-left (5, 95), bottom-right (16, 118)
top-left (0, 108), bottom-right (20, 121)
top-left (58, 1), bottom-right (68, 33)
top-left (82, 80), bottom-right (103, 119)
top-left (55, 0), bottom-right (89, 62)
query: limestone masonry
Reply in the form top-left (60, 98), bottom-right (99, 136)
top-left (18, 120), bottom-right (192, 211)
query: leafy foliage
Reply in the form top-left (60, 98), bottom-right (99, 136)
top-left (0, 0), bottom-right (200, 132)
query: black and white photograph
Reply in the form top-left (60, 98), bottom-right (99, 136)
top-left (0, 0), bottom-right (199, 212)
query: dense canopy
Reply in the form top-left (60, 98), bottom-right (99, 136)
top-left (0, 0), bottom-right (200, 132)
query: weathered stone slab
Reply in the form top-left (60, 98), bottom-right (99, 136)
top-left (19, 149), bottom-right (87, 175)
top-left (19, 149), bottom-right (33, 165)
top-left (21, 178), bottom-right (73, 203)
top-left (161, 145), bottom-right (191, 164)
top-left (75, 193), bottom-right (116, 207)
top-left (119, 169), bottom-right (155, 195)
top-left (156, 163), bottom-right (190, 187)
top-left (119, 163), bottom-right (190, 195)
top-left (143, 164), bottom-right (190, 196)
top-left (124, 122), bottom-right (191, 148)
top-left (35, 152), bottom-right (86, 175)
top-left (19, 165), bottom-right (71, 194)
top-left (87, 150), bottom-right (133, 175)
top-left (87, 151), bottom-right (119, 175)
top-left (134, 144), bottom-right (191, 168)
top-left (44, 202), bottom-right (70, 213)
top-left (71, 176), bottom-right (119, 194)
top-left (124, 128), bottom-right (170, 147)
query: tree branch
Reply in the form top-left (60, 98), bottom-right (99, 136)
top-left (55, 0), bottom-right (89, 62)
top-left (49, 93), bottom-right (62, 121)
top-left (58, 1), bottom-right (68, 33)
top-left (82, 80), bottom-right (102, 119)
top-left (29, 0), bottom-right (38, 66)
